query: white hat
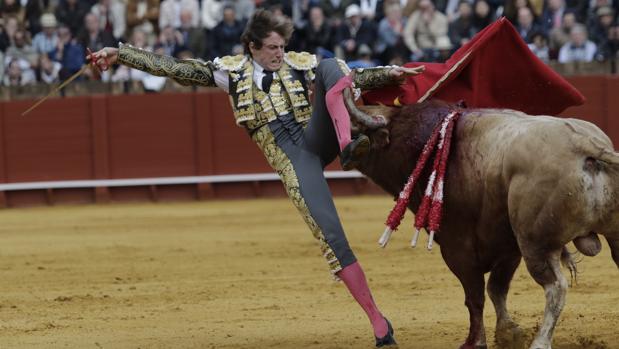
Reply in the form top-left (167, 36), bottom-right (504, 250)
top-left (40, 13), bottom-right (57, 28)
top-left (345, 4), bottom-right (361, 18)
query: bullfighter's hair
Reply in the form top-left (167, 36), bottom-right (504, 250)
top-left (241, 9), bottom-right (293, 57)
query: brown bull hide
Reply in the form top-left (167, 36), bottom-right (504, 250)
top-left (355, 100), bottom-right (619, 349)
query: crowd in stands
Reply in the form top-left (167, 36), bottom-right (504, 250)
top-left (1, 0), bottom-right (618, 89)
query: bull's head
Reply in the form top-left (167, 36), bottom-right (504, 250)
top-left (342, 88), bottom-right (400, 149)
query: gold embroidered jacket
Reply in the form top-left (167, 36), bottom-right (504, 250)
top-left (117, 44), bottom-right (399, 131)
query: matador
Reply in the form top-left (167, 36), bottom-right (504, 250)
top-left (90, 9), bottom-right (423, 348)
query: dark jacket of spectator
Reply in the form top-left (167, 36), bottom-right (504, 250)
top-left (55, 0), bottom-right (90, 37)
top-left (334, 6), bottom-right (377, 61)
top-left (210, 7), bottom-right (244, 58)
top-left (78, 13), bottom-right (116, 54)
top-left (320, 0), bottom-right (357, 25)
top-left (300, 6), bottom-right (333, 54)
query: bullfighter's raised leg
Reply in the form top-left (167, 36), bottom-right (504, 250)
top-left (487, 254), bottom-right (526, 349)
top-left (521, 249), bottom-right (567, 349)
top-left (304, 58), bottom-right (369, 170)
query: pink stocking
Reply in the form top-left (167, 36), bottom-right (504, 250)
top-left (337, 261), bottom-right (389, 338)
top-left (325, 74), bottom-right (355, 152)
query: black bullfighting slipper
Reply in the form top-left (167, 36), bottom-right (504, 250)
top-left (375, 318), bottom-right (397, 347)
top-left (340, 134), bottom-right (370, 171)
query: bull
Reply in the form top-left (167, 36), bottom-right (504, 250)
top-left (345, 98), bottom-right (619, 349)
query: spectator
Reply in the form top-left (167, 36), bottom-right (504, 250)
top-left (528, 30), bottom-right (550, 62)
top-left (0, 51), bottom-right (4, 81)
top-left (37, 53), bottom-right (61, 83)
top-left (24, 0), bottom-right (48, 37)
top-left (177, 8), bottom-right (206, 59)
top-left (3, 58), bottom-right (36, 86)
top-left (471, 0), bottom-right (494, 33)
top-left (443, 0), bottom-right (471, 22)
top-left (55, 0), bottom-right (89, 37)
top-left (159, 0), bottom-right (199, 29)
top-left (0, 18), bottom-right (12, 52)
top-left (300, 6), bottom-right (332, 54)
top-left (558, 23), bottom-right (597, 62)
top-left (359, 0), bottom-right (386, 22)
top-left (2, 16), bottom-right (19, 48)
top-left (596, 24), bottom-right (619, 59)
top-left (334, 4), bottom-right (376, 61)
top-left (90, 0), bottom-right (127, 41)
top-left (590, 6), bottom-right (615, 46)
top-left (126, 0), bottom-right (159, 45)
top-left (156, 25), bottom-right (183, 56)
top-left (540, 0), bottom-right (566, 33)
top-left (347, 43), bottom-right (378, 68)
top-left (515, 6), bottom-right (542, 43)
top-left (0, 0), bottom-right (22, 20)
top-left (78, 13), bottom-right (116, 54)
top-left (591, 6), bottom-right (617, 60)
top-left (201, 0), bottom-right (223, 30)
top-left (32, 13), bottom-right (59, 55)
top-left (549, 9), bottom-right (577, 55)
top-left (5, 29), bottom-right (39, 68)
top-left (375, 2), bottom-right (409, 64)
top-left (53, 24), bottom-right (85, 80)
top-left (112, 29), bottom-right (166, 92)
top-left (435, 35), bottom-right (454, 62)
top-left (449, 0), bottom-right (476, 48)
top-left (210, 5), bottom-right (244, 58)
top-left (505, 0), bottom-right (542, 24)
top-left (233, 0), bottom-right (255, 23)
top-left (404, 0), bottom-right (450, 61)
top-left (319, 0), bottom-right (356, 26)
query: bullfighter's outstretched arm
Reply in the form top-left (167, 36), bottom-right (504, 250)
top-left (117, 43), bottom-right (218, 87)
top-left (352, 66), bottom-right (419, 90)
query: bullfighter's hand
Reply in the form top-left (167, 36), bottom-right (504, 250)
top-left (87, 47), bottom-right (119, 71)
top-left (389, 65), bottom-right (425, 82)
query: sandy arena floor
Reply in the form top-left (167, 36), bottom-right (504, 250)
top-left (0, 195), bottom-right (618, 349)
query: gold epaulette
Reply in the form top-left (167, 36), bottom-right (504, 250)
top-left (284, 51), bottom-right (317, 71)
top-left (214, 54), bottom-right (248, 71)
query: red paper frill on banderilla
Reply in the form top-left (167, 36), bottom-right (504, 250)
top-left (363, 17), bottom-right (585, 116)
top-left (379, 111), bottom-right (461, 250)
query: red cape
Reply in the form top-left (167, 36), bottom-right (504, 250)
top-left (362, 18), bottom-right (585, 115)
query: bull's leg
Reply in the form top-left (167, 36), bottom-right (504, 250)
top-left (522, 250), bottom-right (568, 349)
top-left (460, 272), bottom-right (487, 349)
top-left (606, 237), bottom-right (619, 268)
top-left (487, 255), bottom-right (526, 349)
top-left (447, 266), bottom-right (487, 349)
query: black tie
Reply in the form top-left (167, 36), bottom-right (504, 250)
top-left (262, 70), bottom-right (274, 92)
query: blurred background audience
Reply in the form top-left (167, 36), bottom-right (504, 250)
top-left (0, 0), bottom-right (616, 90)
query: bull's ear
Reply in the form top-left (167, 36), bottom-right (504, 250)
top-left (371, 128), bottom-right (390, 149)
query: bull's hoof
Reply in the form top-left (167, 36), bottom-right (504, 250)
top-left (496, 321), bottom-right (527, 349)
top-left (528, 337), bottom-right (551, 349)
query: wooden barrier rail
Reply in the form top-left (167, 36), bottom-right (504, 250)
top-left (0, 75), bottom-right (618, 207)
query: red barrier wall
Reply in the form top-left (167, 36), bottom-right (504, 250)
top-left (0, 76), bottom-right (617, 207)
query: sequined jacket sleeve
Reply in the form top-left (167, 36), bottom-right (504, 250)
top-left (352, 67), bottom-right (400, 90)
top-left (117, 43), bottom-right (217, 87)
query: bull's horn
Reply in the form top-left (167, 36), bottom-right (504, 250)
top-left (343, 88), bottom-right (387, 129)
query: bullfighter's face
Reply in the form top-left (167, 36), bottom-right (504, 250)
top-left (250, 31), bottom-right (285, 72)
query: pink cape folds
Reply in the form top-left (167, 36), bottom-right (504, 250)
top-left (362, 17), bottom-right (585, 115)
